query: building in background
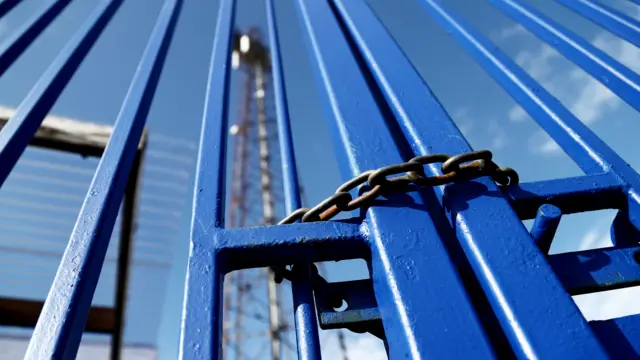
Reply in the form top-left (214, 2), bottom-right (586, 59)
top-left (0, 107), bottom-right (196, 359)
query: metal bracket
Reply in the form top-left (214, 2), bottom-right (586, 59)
top-left (314, 279), bottom-right (385, 340)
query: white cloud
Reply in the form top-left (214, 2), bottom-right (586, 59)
top-left (515, 45), bottom-right (559, 81)
top-left (507, 30), bottom-right (640, 155)
top-left (576, 220), bottom-right (612, 252)
top-left (528, 131), bottom-right (559, 154)
top-left (568, 72), bottom-right (618, 125)
top-left (451, 107), bottom-right (474, 133)
top-left (538, 138), bottom-right (560, 154)
top-left (507, 105), bottom-right (527, 122)
top-left (494, 24), bottom-right (527, 42)
top-left (487, 119), bottom-right (508, 150)
top-left (451, 108), bottom-right (508, 150)
top-left (322, 332), bottom-right (386, 360)
top-left (549, 214), bottom-right (614, 255)
top-left (496, 10), bottom-right (640, 155)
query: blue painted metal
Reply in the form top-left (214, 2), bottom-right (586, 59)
top-left (316, 279), bottom-right (381, 332)
top-left (0, 0), bottom-right (638, 358)
top-left (490, 0), bottom-right (640, 114)
top-left (0, 0), bottom-right (20, 20)
top-left (558, 0), bottom-right (640, 49)
top-left (179, 0), bottom-right (236, 358)
top-left (333, 0), bottom-right (604, 358)
top-left (25, 0), bottom-right (182, 358)
top-left (265, 0), bottom-right (322, 357)
top-left (416, 0), bottom-right (640, 228)
top-left (530, 204), bottom-right (562, 254)
top-left (549, 244), bottom-right (640, 294)
top-left (0, 0), bottom-right (123, 187)
top-left (591, 314), bottom-right (640, 358)
top-left (296, 0), bottom-right (496, 357)
top-left (0, 0), bottom-right (71, 76)
top-left (501, 173), bottom-right (623, 219)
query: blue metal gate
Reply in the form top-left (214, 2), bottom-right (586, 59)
top-left (6, 0), bottom-right (640, 358)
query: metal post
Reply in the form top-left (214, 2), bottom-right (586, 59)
top-left (254, 64), bottom-right (281, 360)
top-left (112, 139), bottom-right (146, 360)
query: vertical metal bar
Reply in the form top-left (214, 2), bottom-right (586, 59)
top-left (266, 0), bottom-right (322, 358)
top-left (530, 204), bottom-right (562, 254)
top-left (0, 0), bottom-right (20, 20)
top-left (295, 0), bottom-right (497, 358)
top-left (558, 0), bottom-right (640, 48)
top-left (0, 0), bottom-right (124, 188)
top-left (179, 0), bottom-right (236, 359)
top-left (111, 143), bottom-right (146, 360)
top-left (489, 0), bottom-right (640, 113)
top-left (331, 0), bottom-right (609, 357)
top-left (0, 0), bottom-right (71, 76)
top-left (414, 0), bottom-right (640, 229)
top-left (25, 0), bottom-right (181, 358)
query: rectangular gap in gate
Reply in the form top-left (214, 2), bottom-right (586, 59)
top-left (575, 286), bottom-right (640, 322)
top-left (522, 209), bottom-right (618, 255)
top-left (222, 268), bottom-right (296, 359)
top-left (222, 259), bottom-right (376, 358)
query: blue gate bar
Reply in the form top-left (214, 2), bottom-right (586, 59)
top-left (0, 0), bottom-right (71, 76)
top-left (502, 173), bottom-right (623, 219)
top-left (24, 0), bottom-right (182, 358)
top-left (1, 0), bottom-right (633, 356)
top-left (550, 244), bottom-right (640, 294)
top-left (179, 0), bottom-right (236, 358)
top-left (332, 0), bottom-right (607, 357)
top-left (219, 223), bottom-right (364, 270)
top-left (295, 0), bottom-right (497, 358)
top-left (416, 0), bottom-right (640, 230)
top-left (0, 0), bottom-right (123, 188)
top-left (489, 0), bottom-right (640, 114)
top-left (591, 314), bottom-right (640, 358)
top-left (265, 0), bottom-right (322, 358)
top-left (529, 204), bottom-right (562, 254)
top-left (558, 0), bottom-right (640, 48)
top-left (0, 0), bottom-right (20, 20)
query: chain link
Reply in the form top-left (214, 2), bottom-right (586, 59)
top-left (270, 150), bottom-right (519, 289)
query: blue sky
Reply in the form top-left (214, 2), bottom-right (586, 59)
top-left (1, 0), bottom-right (640, 359)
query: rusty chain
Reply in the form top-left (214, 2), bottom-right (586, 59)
top-left (271, 150), bottom-right (518, 304)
